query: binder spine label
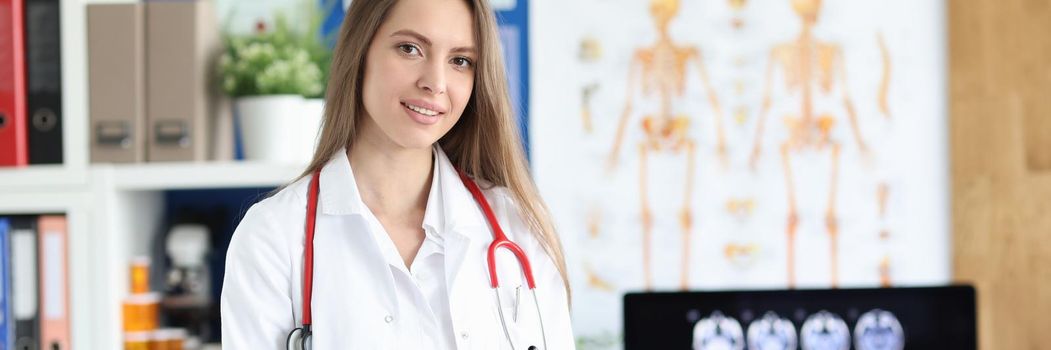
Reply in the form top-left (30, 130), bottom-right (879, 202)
top-left (41, 232), bottom-right (62, 319)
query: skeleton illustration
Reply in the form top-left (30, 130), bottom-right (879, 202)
top-left (582, 83), bottom-right (600, 133)
top-left (748, 0), bottom-right (871, 288)
top-left (607, 0), bottom-right (728, 291)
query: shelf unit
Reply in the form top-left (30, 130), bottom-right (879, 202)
top-left (0, 0), bottom-right (309, 348)
top-left (85, 162), bottom-right (303, 349)
top-left (1, 158), bottom-right (305, 350)
top-left (104, 161), bottom-right (305, 191)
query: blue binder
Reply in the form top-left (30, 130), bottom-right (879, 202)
top-left (0, 217), bottom-right (12, 349)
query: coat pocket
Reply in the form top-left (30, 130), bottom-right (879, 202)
top-left (496, 284), bottom-right (548, 350)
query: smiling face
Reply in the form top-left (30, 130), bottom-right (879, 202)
top-left (358, 0), bottom-right (477, 151)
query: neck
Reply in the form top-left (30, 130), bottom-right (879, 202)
top-left (347, 134), bottom-right (434, 220)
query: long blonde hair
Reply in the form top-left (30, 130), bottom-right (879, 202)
top-left (301, 0), bottom-right (571, 296)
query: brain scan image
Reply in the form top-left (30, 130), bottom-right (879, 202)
top-left (746, 311), bottom-right (797, 350)
top-left (800, 310), bottom-right (851, 350)
top-left (853, 309), bottom-right (905, 350)
top-left (692, 311), bottom-right (745, 350)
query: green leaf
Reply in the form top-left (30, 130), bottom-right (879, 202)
top-left (217, 0), bottom-right (334, 98)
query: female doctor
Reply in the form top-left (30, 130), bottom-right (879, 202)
top-left (219, 0), bottom-right (575, 348)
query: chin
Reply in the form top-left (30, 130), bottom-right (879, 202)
top-left (391, 131), bottom-right (442, 151)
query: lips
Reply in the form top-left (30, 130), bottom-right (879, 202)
top-left (402, 102), bottom-right (443, 125)
top-left (400, 99), bottom-right (448, 126)
top-left (400, 99), bottom-right (447, 114)
top-left (403, 102), bottom-right (440, 116)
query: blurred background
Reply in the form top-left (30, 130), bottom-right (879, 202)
top-left (0, 0), bottom-right (1046, 349)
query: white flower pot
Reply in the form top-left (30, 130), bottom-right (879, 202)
top-left (236, 95), bottom-right (321, 164)
top-left (300, 98), bottom-right (325, 156)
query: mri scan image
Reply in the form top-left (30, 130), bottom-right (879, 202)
top-left (692, 311), bottom-right (745, 350)
top-left (800, 311), bottom-right (851, 350)
top-left (746, 311), bottom-right (797, 350)
top-left (853, 309), bottom-right (905, 350)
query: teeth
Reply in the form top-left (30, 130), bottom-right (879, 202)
top-left (405, 103), bottom-right (439, 116)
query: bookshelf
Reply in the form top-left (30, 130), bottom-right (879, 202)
top-left (0, 0), bottom-right (309, 348)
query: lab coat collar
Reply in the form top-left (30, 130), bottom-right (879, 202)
top-left (318, 148), bottom-right (363, 216)
top-left (431, 146), bottom-right (494, 298)
top-left (316, 145), bottom-right (489, 290)
top-left (420, 148), bottom-right (444, 237)
top-left (432, 146), bottom-right (487, 236)
top-left (316, 145), bottom-right (486, 236)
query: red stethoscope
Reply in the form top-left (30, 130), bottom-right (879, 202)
top-left (286, 168), bottom-right (548, 350)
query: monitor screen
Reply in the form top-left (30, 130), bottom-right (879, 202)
top-left (623, 286), bottom-right (976, 350)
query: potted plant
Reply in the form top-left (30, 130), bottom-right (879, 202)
top-left (218, 5), bottom-right (329, 163)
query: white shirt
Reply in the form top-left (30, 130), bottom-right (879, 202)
top-left (220, 146), bottom-right (575, 349)
top-left (360, 147), bottom-right (454, 348)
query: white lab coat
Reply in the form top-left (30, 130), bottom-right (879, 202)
top-left (220, 147), bottom-right (575, 349)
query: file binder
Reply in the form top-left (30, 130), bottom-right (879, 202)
top-left (0, 0), bottom-right (28, 166)
top-left (88, 3), bottom-right (146, 163)
top-left (10, 216), bottom-right (38, 350)
top-left (37, 215), bottom-right (68, 350)
top-left (23, 0), bottom-right (62, 164)
top-left (0, 218), bottom-right (13, 349)
top-left (146, 0), bottom-right (219, 162)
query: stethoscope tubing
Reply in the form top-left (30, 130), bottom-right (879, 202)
top-left (288, 167), bottom-right (547, 350)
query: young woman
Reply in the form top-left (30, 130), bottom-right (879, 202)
top-left (220, 0), bottom-right (574, 348)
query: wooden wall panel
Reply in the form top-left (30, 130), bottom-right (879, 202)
top-left (949, 0), bottom-right (1051, 348)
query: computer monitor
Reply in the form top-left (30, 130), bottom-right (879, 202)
top-left (623, 285), bottom-right (976, 350)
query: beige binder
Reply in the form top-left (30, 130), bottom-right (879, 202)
top-left (38, 215), bottom-right (70, 350)
top-left (145, 0), bottom-right (220, 162)
top-left (88, 3), bottom-right (146, 163)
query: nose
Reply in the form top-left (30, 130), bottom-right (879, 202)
top-left (417, 59), bottom-right (447, 95)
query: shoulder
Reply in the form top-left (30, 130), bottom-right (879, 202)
top-left (261, 175), bottom-right (312, 214)
top-left (476, 179), bottom-right (511, 206)
top-left (228, 176), bottom-right (312, 258)
top-left (476, 182), bottom-right (520, 226)
top-left (476, 183), bottom-right (528, 237)
top-left (479, 183), bottom-right (572, 309)
top-left (479, 183), bottom-right (562, 275)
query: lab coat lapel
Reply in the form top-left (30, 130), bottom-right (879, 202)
top-left (434, 147), bottom-right (488, 288)
top-left (312, 214), bottom-right (399, 346)
top-left (312, 148), bottom-right (399, 346)
top-left (434, 147), bottom-right (495, 329)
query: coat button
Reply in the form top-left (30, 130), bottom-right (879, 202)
top-left (384, 315), bottom-right (394, 323)
top-left (460, 331), bottom-right (469, 340)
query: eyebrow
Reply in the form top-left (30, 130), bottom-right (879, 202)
top-left (390, 29), bottom-right (477, 55)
